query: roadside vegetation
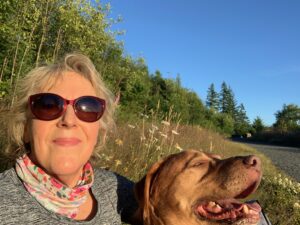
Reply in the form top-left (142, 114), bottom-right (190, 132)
top-left (0, 1), bottom-right (300, 224)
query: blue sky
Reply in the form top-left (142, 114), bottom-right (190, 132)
top-left (102, 0), bottom-right (300, 126)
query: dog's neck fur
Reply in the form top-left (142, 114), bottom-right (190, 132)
top-left (149, 190), bottom-right (216, 225)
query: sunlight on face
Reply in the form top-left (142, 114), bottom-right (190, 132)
top-left (26, 72), bottom-right (101, 186)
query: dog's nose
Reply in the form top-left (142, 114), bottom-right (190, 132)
top-left (243, 155), bottom-right (261, 169)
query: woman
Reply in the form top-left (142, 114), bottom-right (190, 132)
top-left (0, 53), bottom-right (138, 224)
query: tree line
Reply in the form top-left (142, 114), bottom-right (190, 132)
top-left (1, 0), bottom-right (299, 138)
top-left (206, 82), bottom-right (252, 136)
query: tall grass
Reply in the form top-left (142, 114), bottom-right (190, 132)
top-left (97, 111), bottom-right (300, 225)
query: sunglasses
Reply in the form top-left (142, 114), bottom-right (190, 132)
top-left (29, 93), bottom-right (106, 122)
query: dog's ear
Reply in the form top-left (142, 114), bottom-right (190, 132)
top-left (134, 176), bottom-right (146, 206)
top-left (134, 159), bottom-right (165, 225)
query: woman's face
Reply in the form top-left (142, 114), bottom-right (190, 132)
top-left (26, 72), bottom-right (100, 186)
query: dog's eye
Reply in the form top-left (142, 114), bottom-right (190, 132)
top-left (190, 161), bottom-right (207, 167)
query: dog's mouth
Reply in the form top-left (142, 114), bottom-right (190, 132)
top-left (194, 181), bottom-right (261, 224)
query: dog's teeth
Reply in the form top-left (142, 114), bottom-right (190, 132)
top-left (215, 204), bottom-right (222, 210)
top-left (249, 209), bottom-right (256, 214)
top-left (242, 205), bottom-right (249, 214)
top-left (208, 201), bottom-right (216, 208)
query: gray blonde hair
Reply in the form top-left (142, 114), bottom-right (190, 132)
top-left (3, 53), bottom-right (115, 161)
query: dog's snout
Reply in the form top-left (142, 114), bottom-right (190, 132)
top-left (243, 155), bottom-right (261, 169)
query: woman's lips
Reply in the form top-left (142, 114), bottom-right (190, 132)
top-left (53, 138), bottom-right (81, 146)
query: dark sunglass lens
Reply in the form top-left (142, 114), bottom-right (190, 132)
top-left (75, 97), bottom-right (105, 122)
top-left (31, 94), bottom-right (63, 120)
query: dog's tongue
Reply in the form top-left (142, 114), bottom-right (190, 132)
top-left (196, 199), bottom-right (261, 222)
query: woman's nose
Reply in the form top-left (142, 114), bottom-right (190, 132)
top-left (58, 105), bottom-right (77, 127)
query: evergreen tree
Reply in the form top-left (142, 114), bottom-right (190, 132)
top-left (206, 83), bottom-right (219, 112)
top-left (234, 103), bottom-right (250, 135)
top-left (227, 86), bottom-right (238, 119)
top-left (219, 82), bottom-right (237, 118)
top-left (236, 104), bottom-right (250, 124)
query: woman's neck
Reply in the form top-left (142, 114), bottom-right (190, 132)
top-left (75, 190), bottom-right (97, 221)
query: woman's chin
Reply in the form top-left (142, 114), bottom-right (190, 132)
top-left (49, 158), bottom-right (86, 183)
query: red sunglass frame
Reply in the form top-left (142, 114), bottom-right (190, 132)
top-left (28, 93), bottom-right (106, 122)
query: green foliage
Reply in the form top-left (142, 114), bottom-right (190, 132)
top-left (202, 110), bottom-right (234, 136)
top-left (252, 105), bottom-right (300, 146)
top-left (185, 91), bottom-right (206, 125)
top-left (215, 113), bottom-right (235, 135)
top-left (163, 76), bottom-right (206, 124)
top-left (274, 104), bottom-right (300, 132)
top-left (206, 83), bottom-right (219, 112)
top-left (0, 0), bottom-right (118, 94)
top-left (148, 71), bottom-right (171, 113)
top-left (219, 82), bottom-right (237, 118)
top-left (205, 82), bottom-right (252, 136)
top-left (252, 116), bottom-right (265, 134)
top-left (234, 103), bottom-right (251, 136)
top-left (257, 175), bottom-right (300, 225)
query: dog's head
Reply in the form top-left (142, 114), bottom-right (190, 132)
top-left (135, 150), bottom-right (262, 225)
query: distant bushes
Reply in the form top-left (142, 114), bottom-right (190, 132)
top-left (251, 130), bottom-right (300, 147)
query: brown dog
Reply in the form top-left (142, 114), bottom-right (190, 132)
top-left (134, 150), bottom-right (262, 225)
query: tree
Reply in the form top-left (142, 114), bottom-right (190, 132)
top-left (234, 103), bottom-right (251, 136)
top-left (0, 0), bottom-right (118, 100)
top-left (186, 91), bottom-right (206, 125)
top-left (116, 56), bottom-right (152, 116)
top-left (165, 75), bottom-right (190, 123)
top-left (206, 83), bottom-right (219, 112)
top-left (274, 104), bottom-right (300, 132)
top-left (216, 113), bottom-right (235, 135)
top-left (252, 117), bottom-right (264, 134)
top-left (219, 82), bottom-right (237, 119)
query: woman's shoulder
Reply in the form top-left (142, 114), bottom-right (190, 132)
top-left (0, 167), bottom-right (32, 217)
top-left (0, 167), bottom-right (24, 196)
top-left (93, 167), bottom-right (135, 190)
top-left (0, 167), bottom-right (19, 187)
top-left (92, 167), bottom-right (136, 207)
top-left (0, 167), bottom-right (14, 178)
top-left (93, 167), bottom-right (138, 223)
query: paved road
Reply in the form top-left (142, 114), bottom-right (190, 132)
top-left (241, 142), bottom-right (300, 182)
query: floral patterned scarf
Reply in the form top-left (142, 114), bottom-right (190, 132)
top-left (15, 154), bottom-right (94, 219)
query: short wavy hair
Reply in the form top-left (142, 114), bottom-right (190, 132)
top-left (2, 53), bottom-right (115, 162)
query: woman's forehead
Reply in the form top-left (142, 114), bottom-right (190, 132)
top-left (35, 71), bottom-right (98, 95)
